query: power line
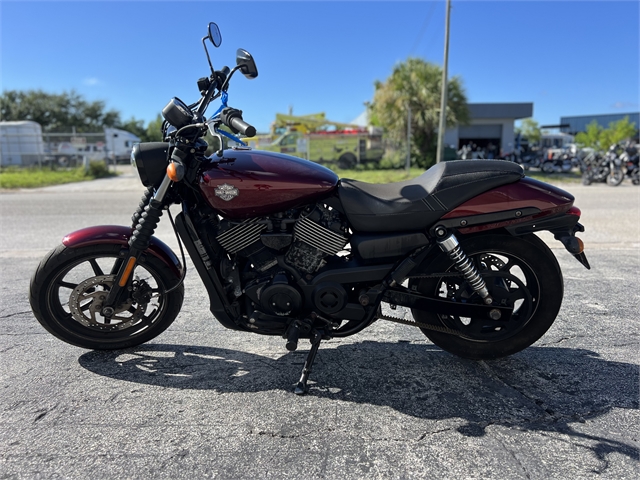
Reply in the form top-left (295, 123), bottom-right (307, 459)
top-left (410, 1), bottom-right (438, 56)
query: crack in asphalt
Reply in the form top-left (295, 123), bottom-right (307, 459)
top-left (537, 335), bottom-right (583, 346)
top-left (0, 310), bottom-right (33, 319)
top-left (497, 436), bottom-right (532, 480)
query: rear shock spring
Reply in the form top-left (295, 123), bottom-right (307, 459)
top-left (436, 233), bottom-right (492, 304)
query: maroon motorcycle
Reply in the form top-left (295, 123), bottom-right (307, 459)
top-left (29, 23), bottom-right (590, 394)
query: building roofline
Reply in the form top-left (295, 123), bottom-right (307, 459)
top-left (468, 103), bottom-right (533, 120)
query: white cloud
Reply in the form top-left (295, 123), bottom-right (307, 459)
top-left (611, 101), bottom-right (639, 109)
top-left (83, 77), bottom-right (101, 86)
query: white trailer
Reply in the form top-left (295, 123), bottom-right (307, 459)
top-left (104, 127), bottom-right (141, 163)
top-left (0, 121), bottom-right (46, 166)
top-left (0, 122), bottom-right (141, 167)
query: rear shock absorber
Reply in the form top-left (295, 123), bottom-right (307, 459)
top-left (435, 229), bottom-right (493, 305)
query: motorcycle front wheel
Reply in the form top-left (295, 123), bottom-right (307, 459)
top-left (606, 168), bottom-right (624, 186)
top-left (29, 244), bottom-right (184, 350)
top-left (409, 233), bottom-right (563, 360)
top-left (541, 161), bottom-right (555, 173)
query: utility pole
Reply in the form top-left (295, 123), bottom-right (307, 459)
top-left (406, 104), bottom-right (412, 173)
top-left (436, 0), bottom-right (452, 163)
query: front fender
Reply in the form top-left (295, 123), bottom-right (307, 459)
top-left (62, 225), bottom-right (183, 278)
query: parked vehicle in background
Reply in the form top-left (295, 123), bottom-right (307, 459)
top-left (540, 148), bottom-right (574, 173)
top-left (245, 113), bottom-right (384, 169)
top-left (103, 128), bottom-right (141, 164)
top-left (260, 128), bottom-right (384, 169)
top-left (0, 123), bottom-right (140, 167)
top-left (0, 121), bottom-right (45, 166)
top-left (581, 144), bottom-right (625, 186)
top-left (621, 142), bottom-right (639, 185)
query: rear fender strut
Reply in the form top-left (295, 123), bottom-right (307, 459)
top-left (504, 208), bottom-right (590, 269)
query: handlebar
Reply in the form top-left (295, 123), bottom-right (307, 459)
top-left (220, 107), bottom-right (256, 137)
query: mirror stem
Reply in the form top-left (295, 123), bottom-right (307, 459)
top-left (202, 37), bottom-right (214, 75)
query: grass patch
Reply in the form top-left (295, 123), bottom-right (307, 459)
top-left (525, 171), bottom-right (582, 183)
top-left (332, 165), bottom-right (582, 184)
top-left (0, 163), bottom-right (116, 189)
top-left (331, 167), bottom-right (426, 183)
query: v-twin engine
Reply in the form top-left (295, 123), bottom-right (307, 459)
top-left (216, 204), bottom-right (348, 275)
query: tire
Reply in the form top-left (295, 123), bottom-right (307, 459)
top-left (541, 161), bottom-right (555, 173)
top-left (338, 153), bottom-right (357, 169)
top-left (606, 168), bottom-right (624, 186)
top-left (409, 233), bottom-right (563, 360)
top-left (29, 243), bottom-right (184, 350)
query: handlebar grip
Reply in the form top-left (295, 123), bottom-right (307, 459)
top-left (221, 107), bottom-right (256, 137)
top-left (229, 116), bottom-right (256, 137)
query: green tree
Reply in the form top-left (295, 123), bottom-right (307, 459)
top-left (574, 121), bottom-right (602, 149)
top-left (369, 58), bottom-right (469, 168)
top-left (0, 89), bottom-right (121, 133)
top-left (599, 117), bottom-right (637, 149)
top-left (119, 117), bottom-right (148, 141)
top-left (516, 118), bottom-right (541, 145)
top-left (145, 114), bottom-right (165, 142)
top-left (575, 116), bottom-right (637, 150)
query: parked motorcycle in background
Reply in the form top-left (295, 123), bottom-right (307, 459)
top-left (540, 149), bottom-right (574, 174)
top-left (29, 22), bottom-right (590, 395)
top-left (581, 144), bottom-right (625, 186)
top-left (621, 142), bottom-right (639, 185)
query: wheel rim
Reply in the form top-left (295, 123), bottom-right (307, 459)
top-left (431, 251), bottom-right (540, 342)
top-left (46, 253), bottom-right (167, 340)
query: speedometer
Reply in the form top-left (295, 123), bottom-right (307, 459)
top-left (162, 97), bottom-right (194, 129)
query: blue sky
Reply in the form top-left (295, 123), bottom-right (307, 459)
top-left (1, 1), bottom-right (638, 133)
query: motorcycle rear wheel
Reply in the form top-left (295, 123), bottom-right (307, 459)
top-left (29, 244), bottom-right (184, 350)
top-left (409, 233), bottom-right (563, 360)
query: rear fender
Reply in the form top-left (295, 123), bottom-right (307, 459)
top-left (438, 177), bottom-right (575, 234)
top-left (62, 225), bottom-right (183, 278)
top-left (435, 178), bottom-right (589, 269)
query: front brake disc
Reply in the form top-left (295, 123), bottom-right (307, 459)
top-left (68, 275), bottom-right (145, 330)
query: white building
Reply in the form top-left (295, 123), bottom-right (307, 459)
top-left (443, 103), bottom-right (533, 156)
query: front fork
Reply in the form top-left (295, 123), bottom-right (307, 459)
top-left (101, 175), bottom-right (173, 315)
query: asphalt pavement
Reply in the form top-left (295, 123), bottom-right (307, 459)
top-left (0, 167), bottom-right (638, 479)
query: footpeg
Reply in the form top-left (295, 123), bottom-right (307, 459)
top-left (285, 322), bottom-right (301, 351)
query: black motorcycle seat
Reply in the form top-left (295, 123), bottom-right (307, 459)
top-left (338, 160), bottom-right (524, 232)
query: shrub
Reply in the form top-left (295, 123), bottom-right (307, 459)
top-left (87, 160), bottom-right (110, 178)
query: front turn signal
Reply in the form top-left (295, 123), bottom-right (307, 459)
top-left (167, 162), bottom-right (185, 182)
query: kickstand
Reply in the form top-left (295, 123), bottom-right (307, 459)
top-left (294, 330), bottom-right (323, 395)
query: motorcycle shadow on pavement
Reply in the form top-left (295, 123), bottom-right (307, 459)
top-left (78, 341), bottom-right (638, 467)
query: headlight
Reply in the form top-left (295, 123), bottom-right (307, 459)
top-left (131, 143), bottom-right (170, 188)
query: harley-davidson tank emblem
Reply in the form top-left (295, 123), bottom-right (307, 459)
top-left (214, 183), bottom-right (239, 201)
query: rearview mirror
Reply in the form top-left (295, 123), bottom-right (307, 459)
top-left (236, 49), bottom-right (258, 79)
top-left (208, 22), bottom-right (222, 47)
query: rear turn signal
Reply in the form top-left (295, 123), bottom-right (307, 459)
top-left (575, 237), bottom-right (584, 254)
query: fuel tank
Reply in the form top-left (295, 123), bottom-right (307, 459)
top-left (199, 149), bottom-right (339, 218)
